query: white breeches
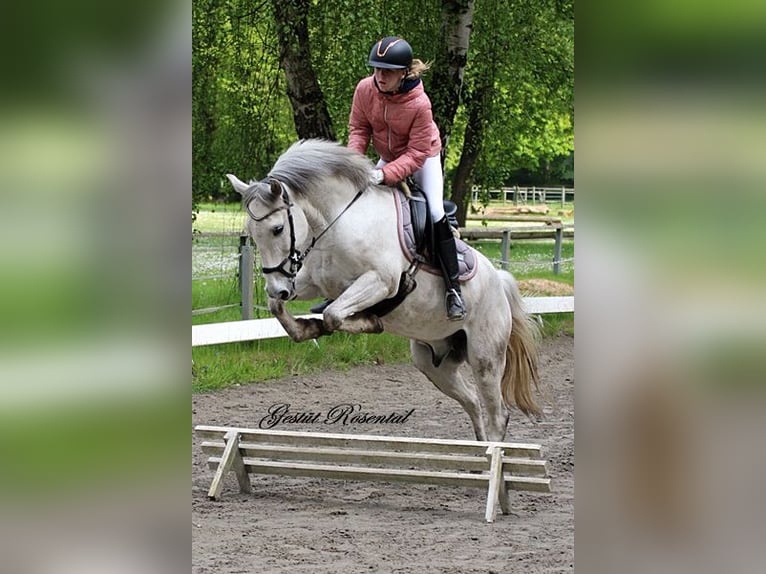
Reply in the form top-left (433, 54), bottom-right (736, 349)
top-left (377, 154), bottom-right (445, 220)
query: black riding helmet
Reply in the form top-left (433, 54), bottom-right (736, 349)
top-left (367, 36), bottom-right (413, 70)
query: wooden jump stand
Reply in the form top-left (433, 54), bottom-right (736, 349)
top-left (195, 425), bottom-right (551, 523)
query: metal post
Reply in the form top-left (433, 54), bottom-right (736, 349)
top-left (553, 226), bottom-right (563, 275)
top-left (239, 234), bottom-right (254, 320)
top-left (501, 229), bottom-right (510, 271)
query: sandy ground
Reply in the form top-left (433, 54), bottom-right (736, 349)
top-left (192, 334), bottom-right (573, 573)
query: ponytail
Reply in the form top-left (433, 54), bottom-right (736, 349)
top-left (406, 59), bottom-right (431, 79)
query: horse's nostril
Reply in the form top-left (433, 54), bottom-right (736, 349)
top-left (279, 290), bottom-right (290, 301)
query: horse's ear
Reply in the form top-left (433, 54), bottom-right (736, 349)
top-left (269, 179), bottom-right (282, 197)
top-left (225, 174), bottom-right (249, 196)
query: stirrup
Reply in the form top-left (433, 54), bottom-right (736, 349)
top-left (445, 289), bottom-right (466, 321)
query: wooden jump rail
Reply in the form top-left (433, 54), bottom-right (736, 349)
top-left (195, 425), bottom-right (551, 523)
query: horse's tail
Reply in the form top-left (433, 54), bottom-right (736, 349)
top-left (498, 270), bottom-right (542, 417)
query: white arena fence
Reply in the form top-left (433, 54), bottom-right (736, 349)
top-left (192, 296), bottom-right (574, 347)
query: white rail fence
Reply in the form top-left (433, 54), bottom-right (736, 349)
top-left (193, 225), bottom-right (574, 320)
top-left (471, 185), bottom-right (574, 206)
top-left (192, 296), bottom-right (574, 347)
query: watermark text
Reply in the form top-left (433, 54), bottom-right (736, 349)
top-left (259, 402), bottom-right (415, 429)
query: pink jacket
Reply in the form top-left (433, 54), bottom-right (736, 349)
top-left (348, 76), bottom-right (442, 185)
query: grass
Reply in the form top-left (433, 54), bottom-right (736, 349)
top-left (194, 201), bottom-right (245, 227)
top-left (192, 200), bottom-right (574, 392)
top-left (192, 332), bottom-right (411, 393)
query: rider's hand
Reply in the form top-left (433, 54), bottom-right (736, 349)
top-left (370, 169), bottom-right (384, 185)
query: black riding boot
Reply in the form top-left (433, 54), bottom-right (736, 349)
top-left (435, 216), bottom-right (466, 321)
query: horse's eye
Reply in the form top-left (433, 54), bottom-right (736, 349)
top-left (272, 224), bottom-right (284, 236)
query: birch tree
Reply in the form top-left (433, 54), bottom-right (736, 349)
top-left (271, 0), bottom-right (336, 140)
top-left (428, 0), bottom-right (475, 155)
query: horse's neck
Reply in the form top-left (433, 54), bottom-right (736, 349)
top-left (297, 182), bottom-right (361, 233)
top-left (296, 200), bottom-right (327, 234)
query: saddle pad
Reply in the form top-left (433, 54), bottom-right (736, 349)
top-left (394, 189), bottom-right (478, 283)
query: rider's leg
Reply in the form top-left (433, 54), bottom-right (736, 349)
top-left (435, 215), bottom-right (466, 320)
top-left (414, 155), bottom-right (466, 321)
top-left (412, 154), bottom-right (446, 222)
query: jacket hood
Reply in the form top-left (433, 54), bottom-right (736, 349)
top-left (373, 76), bottom-right (422, 97)
top-left (399, 77), bottom-right (421, 94)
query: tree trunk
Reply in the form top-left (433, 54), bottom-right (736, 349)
top-left (429, 0), bottom-right (475, 156)
top-left (271, 0), bottom-right (336, 140)
top-left (450, 85), bottom-right (489, 226)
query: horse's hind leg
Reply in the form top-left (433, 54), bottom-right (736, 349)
top-left (410, 340), bottom-right (488, 442)
top-left (466, 334), bottom-right (514, 516)
top-left (467, 336), bottom-right (511, 444)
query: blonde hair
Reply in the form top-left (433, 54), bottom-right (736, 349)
top-left (406, 59), bottom-right (431, 79)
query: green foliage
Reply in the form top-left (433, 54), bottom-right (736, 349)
top-left (454, 0), bottom-right (574, 189)
top-left (308, 0), bottom-right (440, 146)
top-left (193, 0), bottom-right (573, 200)
top-left (193, 0), bottom-right (295, 203)
top-left (192, 333), bottom-right (412, 393)
top-left (538, 313), bottom-right (575, 338)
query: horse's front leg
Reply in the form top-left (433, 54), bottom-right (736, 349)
top-left (268, 298), bottom-right (331, 342)
top-left (322, 270), bottom-right (392, 334)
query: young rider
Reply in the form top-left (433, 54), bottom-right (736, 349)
top-left (346, 36), bottom-right (466, 321)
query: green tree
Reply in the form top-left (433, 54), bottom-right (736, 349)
top-left (192, 0), bottom-right (225, 205)
top-left (447, 0), bottom-right (574, 222)
top-left (428, 0), bottom-right (475, 156)
top-left (192, 0), bottom-right (573, 207)
top-left (193, 0), bottom-right (296, 201)
top-left (272, 0), bottom-right (335, 140)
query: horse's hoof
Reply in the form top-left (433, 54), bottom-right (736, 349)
top-left (296, 317), bottom-right (330, 339)
top-left (323, 311), bottom-right (342, 332)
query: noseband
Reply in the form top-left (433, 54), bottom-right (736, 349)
top-left (246, 179), bottom-right (365, 280)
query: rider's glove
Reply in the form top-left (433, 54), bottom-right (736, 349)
top-left (370, 169), bottom-right (384, 185)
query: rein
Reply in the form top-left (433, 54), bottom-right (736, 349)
top-left (247, 180), bottom-right (365, 280)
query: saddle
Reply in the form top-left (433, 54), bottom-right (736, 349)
top-left (362, 181), bottom-right (476, 318)
top-left (395, 179), bottom-right (476, 280)
top-left (401, 178), bottom-right (459, 265)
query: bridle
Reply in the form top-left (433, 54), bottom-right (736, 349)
top-left (246, 179), bottom-right (364, 280)
top-left (246, 183), bottom-right (302, 279)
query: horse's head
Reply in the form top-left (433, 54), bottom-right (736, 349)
top-left (227, 174), bottom-right (309, 301)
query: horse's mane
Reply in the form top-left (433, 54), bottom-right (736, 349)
top-left (268, 139), bottom-right (373, 198)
